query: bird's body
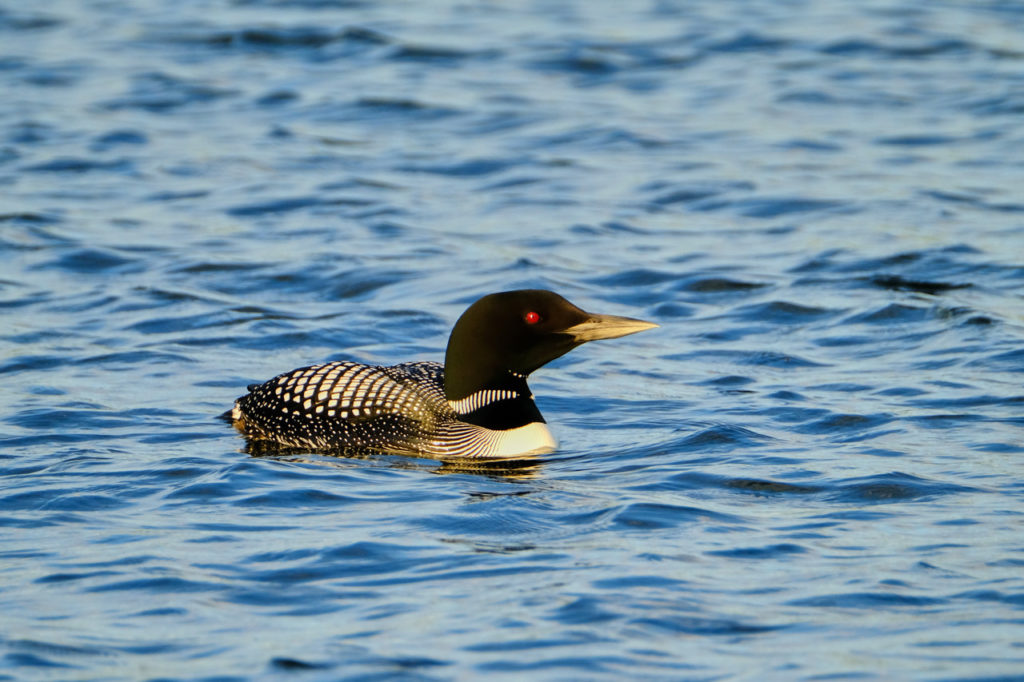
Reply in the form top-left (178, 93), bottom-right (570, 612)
top-left (227, 290), bottom-right (656, 459)
top-left (229, 360), bottom-right (556, 458)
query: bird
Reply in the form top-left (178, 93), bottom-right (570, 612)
top-left (225, 289), bottom-right (657, 459)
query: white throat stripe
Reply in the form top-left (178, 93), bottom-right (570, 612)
top-left (448, 389), bottom-right (519, 414)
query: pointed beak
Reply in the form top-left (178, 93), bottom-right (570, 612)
top-left (563, 313), bottom-right (659, 343)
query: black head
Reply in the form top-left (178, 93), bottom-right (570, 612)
top-left (443, 289), bottom-right (657, 401)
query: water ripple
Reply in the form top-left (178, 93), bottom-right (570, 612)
top-left (3, 0), bottom-right (1023, 680)
top-left (830, 472), bottom-right (978, 504)
top-left (612, 503), bottom-right (743, 530)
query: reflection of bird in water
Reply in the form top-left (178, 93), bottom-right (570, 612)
top-left (226, 290), bottom-right (656, 461)
top-left (243, 440), bottom-right (545, 480)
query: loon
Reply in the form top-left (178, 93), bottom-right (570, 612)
top-left (226, 289), bottom-right (657, 459)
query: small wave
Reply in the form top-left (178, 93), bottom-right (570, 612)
top-left (731, 300), bottom-right (839, 323)
top-left (0, 10), bottom-right (62, 31)
top-left (1, 489), bottom-right (131, 512)
top-left (650, 187), bottom-right (732, 206)
top-left (100, 72), bottom-right (240, 112)
top-left (86, 576), bottom-right (221, 594)
top-left (529, 125), bottom-right (670, 151)
top-left (706, 543), bottom-right (808, 559)
top-left (0, 354), bottom-right (65, 375)
top-left (232, 0), bottom-right (372, 9)
top-left (549, 596), bottom-right (619, 625)
top-left (165, 482), bottom-right (240, 502)
top-left (224, 194), bottom-right (375, 218)
top-left (7, 405), bottom-right (142, 432)
top-left (37, 249), bottom-right (143, 276)
top-left (722, 478), bottom-right (821, 495)
top-left (820, 37), bottom-right (975, 59)
top-left (830, 472), bottom-right (977, 504)
top-left (34, 570), bottom-right (116, 586)
top-left (630, 614), bottom-right (781, 635)
top-left (397, 158), bottom-right (518, 177)
top-left (702, 31), bottom-right (790, 55)
top-left (226, 196), bottom-right (325, 217)
top-left (907, 394), bottom-right (1024, 411)
top-left (475, 654), bottom-right (628, 674)
top-left (24, 158), bottom-right (135, 174)
top-left (956, 589), bottom-right (1024, 608)
top-left (667, 349), bottom-right (826, 369)
top-left (612, 502), bottom-right (742, 530)
top-left (969, 348), bottom-right (1024, 373)
top-left (270, 657), bottom-right (334, 671)
top-left (791, 592), bottom-right (947, 610)
top-left (675, 277), bottom-right (768, 293)
top-left (923, 189), bottom-right (1024, 214)
top-left (794, 412), bottom-right (895, 440)
top-left (143, 24), bottom-right (389, 51)
top-left (389, 42), bottom-right (487, 63)
top-left (236, 488), bottom-right (357, 508)
top-left (353, 96), bottom-right (461, 120)
top-left (527, 45), bottom-right (638, 77)
top-left (0, 211), bottom-right (62, 225)
top-left (844, 303), bottom-right (933, 325)
top-left (876, 134), bottom-right (961, 147)
top-left (699, 196), bottom-right (849, 219)
top-left (90, 129), bottom-right (148, 151)
top-left (673, 424), bottom-right (773, 450)
top-left (586, 268), bottom-right (683, 288)
top-left (869, 274), bottom-right (971, 295)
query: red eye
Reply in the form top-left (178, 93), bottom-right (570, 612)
top-left (524, 311), bottom-right (541, 325)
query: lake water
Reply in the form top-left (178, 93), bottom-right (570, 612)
top-left (2, 0), bottom-right (1023, 679)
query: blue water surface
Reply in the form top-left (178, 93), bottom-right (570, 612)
top-left (2, 0), bottom-right (1024, 679)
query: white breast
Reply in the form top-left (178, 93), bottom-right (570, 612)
top-left (487, 422), bottom-right (558, 457)
top-left (428, 420), bottom-right (558, 459)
